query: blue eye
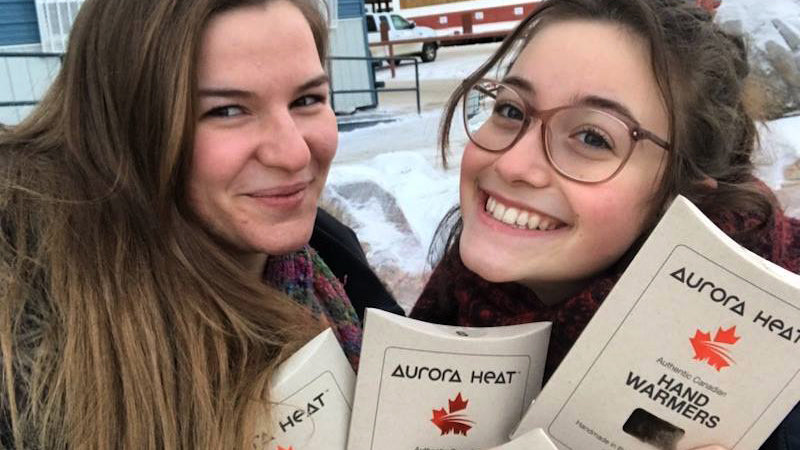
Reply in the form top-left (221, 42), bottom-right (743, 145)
top-left (494, 102), bottom-right (524, 120)
top-left (204, 105), bottom-right (245, 118)
top-left (574, 128), bottom-right (612, 150)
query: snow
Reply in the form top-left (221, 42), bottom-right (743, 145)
top-left (332, 0), bottom-right (800, 311)
top-left (755, 115), bottom-right (800, 189)
top-left (717, 0), bottom-right (800, 50)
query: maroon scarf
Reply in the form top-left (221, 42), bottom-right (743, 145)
top-left (411, 205), bottom-right (800, 381)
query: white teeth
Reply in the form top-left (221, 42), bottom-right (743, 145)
top-left (516, 211), bottom-right (529, 226)
top-left (486, 197), bottom-right (497, 213)
top-left (527, 214), bottom-right (541, 230)
top-left (485, 195), bottom-right (563, 231)
top-left (501, 207), bottom-right (519, 225)
top-left (492, 203), bottom-right (506, 220)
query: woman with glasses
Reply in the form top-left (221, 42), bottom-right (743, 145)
top-left (411, 0), bottom-right (799, 448)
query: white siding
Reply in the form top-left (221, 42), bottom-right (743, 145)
top-left (328, 17), bottom-right (375, 113)
top-left (35, 0), bottom-right (83, 53)
top-left (0, 53), bottom-right (60, 124)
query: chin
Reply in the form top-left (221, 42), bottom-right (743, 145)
top-left (263, 229), bottom-right (314, 256)
top-left (459, 241), bottom-right (521, 284)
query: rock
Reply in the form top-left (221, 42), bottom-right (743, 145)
top-left (746, 42), bottom-right (800, 119)
top-left (772, 19), bottom-right (800, 52)
top-left (719, 19), bottom-right (743, 36)
top-left (320, 181), bottom-right (428, 312)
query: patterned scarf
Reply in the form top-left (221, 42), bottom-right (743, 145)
top-left (264, 246), bottom-right (363, 368)
top-left (411, 205), bottom-right (800, 382)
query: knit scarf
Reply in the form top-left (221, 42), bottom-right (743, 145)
top-left (411, 205), bottom-right (800, 382)
top-left (264, 245), bottom-right (363, 368)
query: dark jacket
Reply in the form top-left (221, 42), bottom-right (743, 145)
top-left (763, 403), bottom-right (800, 450)
top-left (311, 208), bottom-right (404, 320)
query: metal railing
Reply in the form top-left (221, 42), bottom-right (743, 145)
top-left (0, 53), bottom-right (420, 121)
top-left (328, 55), bottom-right (421, 114)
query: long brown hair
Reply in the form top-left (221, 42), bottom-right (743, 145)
top-left (1, 0), bottom-right (329, 448)
top-left (431, 0), bottom-right (774, 266)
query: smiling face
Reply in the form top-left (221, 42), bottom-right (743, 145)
top-left (189, 1), bottom-right (336, 272)
top-left (458, 20), bottom-right (669, 302)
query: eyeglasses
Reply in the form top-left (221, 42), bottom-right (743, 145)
top-left (462, 78), bottom-right (671, 184)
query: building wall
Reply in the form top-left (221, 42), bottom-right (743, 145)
top-left (0, 0), bottom-right (40, 46)
top-left (0, 0), bottom-right (374, 123)
top-left (329, 17), bottom-right (375, 113)
top-left (339, 0), bottom-right (364, 19)
top-left (0, 53), bottom-right (60, 124)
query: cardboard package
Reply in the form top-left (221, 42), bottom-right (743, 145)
top-left (513, 196), bottom-right (800, 449)
top-left (490, 428), bottom-right (558, 450)
top-left (251, 328), bottom-right (355, 450)
top-left (347, 309), bottom-right (551, 450)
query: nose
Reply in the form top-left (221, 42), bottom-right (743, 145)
top-left (255, 110), bottom-right (311, 172)
top-left (493, 119), bottom-right (553, 187)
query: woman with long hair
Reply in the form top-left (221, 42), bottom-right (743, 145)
top-left (0, 0), bottom-right (396, 447)
top-left (411, 0), bottom-right (799, 448)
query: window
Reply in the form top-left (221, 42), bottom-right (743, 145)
top-left (391, 14), bottom-right (414, 30)
top-left (366, 15), bottom-right (377, 32)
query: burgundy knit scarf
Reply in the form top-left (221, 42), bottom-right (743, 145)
top-left (411, 206), bottom-right (800, 382)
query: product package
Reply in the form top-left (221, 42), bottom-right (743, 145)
top-left (513, 196), bottom-right (800, 449)
top-left (251, 328), bottom-right (355, 450)
top-left (489, 428), bottom-right (558, 450)
top-left (347, 308), bottom-right (551, 450)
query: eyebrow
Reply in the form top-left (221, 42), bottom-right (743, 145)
top-left (197, 87), bottom-right (254, 99)
top-left (497, 76), bottom-right (641, 124)
top-left (575, 94), bottom-right (638, 124)
top-left (197, 74), bottom-right (330, 99)
top-left (500, 75), bottom-right (535, 95)
top-left (296, 74), bottom-right (330, 93)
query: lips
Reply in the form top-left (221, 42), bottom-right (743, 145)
top-left (248, 181), bottom-right (310, 198)
top-left (245, 181), bottom-right (312, 209)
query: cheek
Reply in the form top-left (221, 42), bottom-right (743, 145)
top-left (191, 129), bottom-right (251, 186)
top-left (573, 183), bottom-right (656, 256)
top-left (460, 144), bottom-right (494, 198)
top-left (307, 114), bottom-right (338, 171)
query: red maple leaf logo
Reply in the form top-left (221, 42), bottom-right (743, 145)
top-left (276, 446), bottom-right (293, 450)
top-left (689, 325), bottom-right (740, 371)
top-left (430, 393), bottom-right (475, 436)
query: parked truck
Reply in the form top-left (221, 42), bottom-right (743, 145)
top-left (366, 11), bottom-right (440, 62)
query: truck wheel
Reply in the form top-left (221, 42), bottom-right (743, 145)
top-left (421, 43), bottom-right (437, 62)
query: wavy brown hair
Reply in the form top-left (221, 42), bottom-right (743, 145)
top-left (431, 0), bottom-right (775, 266)
top-left (0, 0), bottom-right (329, 448)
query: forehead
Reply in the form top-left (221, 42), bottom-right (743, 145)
top-left (509, 20), bottom-right (668, 133)
top-left (197, 2), bottom-right (322, 89)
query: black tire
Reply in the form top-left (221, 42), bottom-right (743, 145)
top-left (369, 50), bottom-right (382, 69)
top-left (421, 43), bottom-right (437, 62)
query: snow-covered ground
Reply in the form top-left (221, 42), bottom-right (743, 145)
top-left (330, 0), bottom-right (800, 311)
top-left (717, 0), bottom-right (800, 51)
